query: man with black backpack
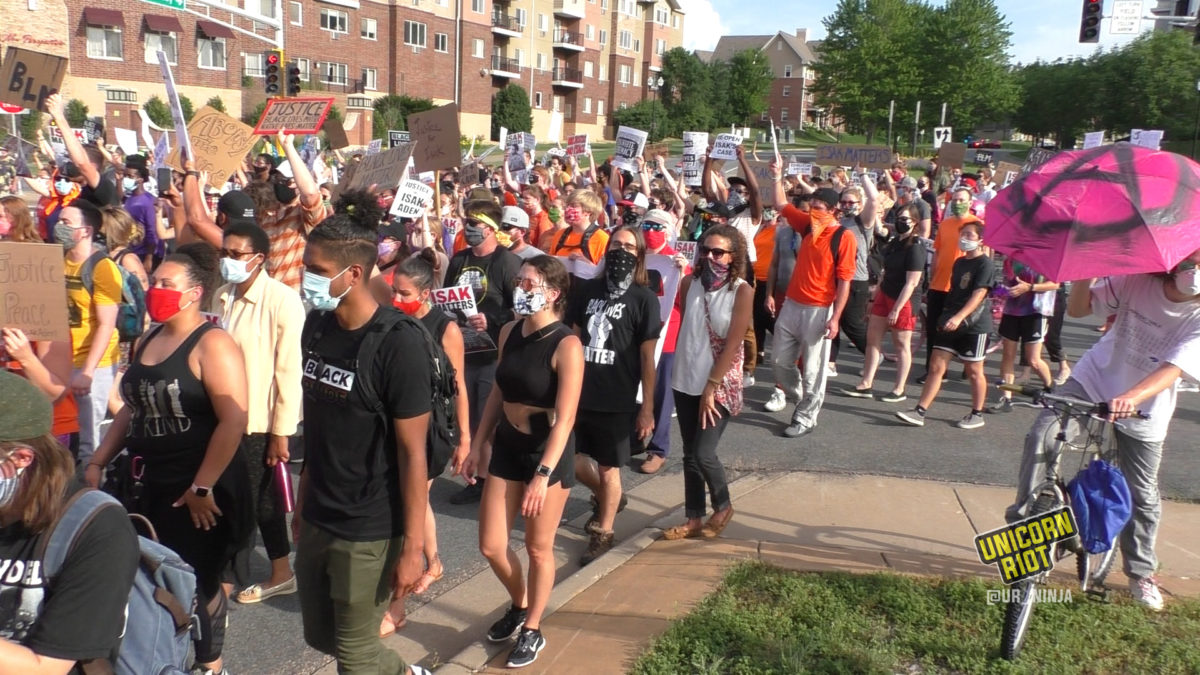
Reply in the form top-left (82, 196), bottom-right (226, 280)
top-left (828, 177), bottom-right (882, 377)
top-left (294, 214), bottom-right (433, 674)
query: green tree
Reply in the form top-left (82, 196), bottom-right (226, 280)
top-left (723, 49), bottom-right (774, 127)
top-left (611, 100), bottom-right (670, 141)
top-left (179, 95), bottom-right (195, 123)
top-left (372, 95), bottom-right (435, 139)
top-left (64, 99), bottom-right (89, 127)
top-left (491, 84), bottom-right (533, 140)
top-left (659, 47), bottom-right (716, 135)
top-left (241, 100), bottom-right (267, 128)
top-left (205, 96), bottom-right (226, 113)
top-left (1100, 31), bottom-right (1200, 142)
top-left (327, 104), bottom-right (343, 124)
top-left (922, 0), bottom-right (1019, 132)
top-left (144, 96), bottom-right (174, 128)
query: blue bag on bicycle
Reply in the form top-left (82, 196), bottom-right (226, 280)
top-left (1067, 459), bottom-right (1133, 554)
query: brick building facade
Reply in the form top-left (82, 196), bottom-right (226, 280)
top-left (708, 29), bottom-right (819, 131)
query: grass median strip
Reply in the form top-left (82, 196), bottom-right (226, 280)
top-left (632, 562), bottom-right (1200, 674)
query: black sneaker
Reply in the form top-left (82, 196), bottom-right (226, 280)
top-left (449, 478), bottom-right (485, 505)
top-left (486, 605), bottom-right (527, 643)
top-left (505, 628), bottom-right (546, 668)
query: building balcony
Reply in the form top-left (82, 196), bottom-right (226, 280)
top-left (552, 30), bottom-right (585, 51)
top-left (551, 67), bottom-right (583, 88)
top-left (491, 14), bottom-right (523, 37)
top-left (553, 0), bottom-right (585, 19)
top-left (490, 56), bottom-right (522, 78)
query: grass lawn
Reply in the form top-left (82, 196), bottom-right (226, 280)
top-left (633, 562), bottom-right (1200, 675)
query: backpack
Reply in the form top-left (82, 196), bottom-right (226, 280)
top-left (39, 489), bottom-right (198, 675)
top-left (1067, 459), bottom-right (1134, 554)
top-left (556, 224), bottom-right (601, 263)
top-left (82, 249), bottom-right (147, 342)
top-left (303, 308), bottom-right (459, 469)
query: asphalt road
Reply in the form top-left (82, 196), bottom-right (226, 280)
top-left (224, 316), bottom-right (1200, 674)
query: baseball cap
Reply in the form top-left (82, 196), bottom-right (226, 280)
top-left (501, 205), bottom-right (530, 230)
top-left (379, 221), bottom-right (407, 241)
top-left (898, 176), bottom-right (919, 190)
top-left (619, 193), bottom-right (650, 210)
top-left (727, 176), bottom-right (749, 189)
top-left (217, 190), bottom-right (256, 223)
top-left (59, 162), bottom-right (83, 179)
top-left (812, 187), bottom-right (840, 210)
top-left (642, 209), bottom-right (674, 228)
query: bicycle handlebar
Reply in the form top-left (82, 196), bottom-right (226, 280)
top-left (998, 383), bottom-right (1149, 419)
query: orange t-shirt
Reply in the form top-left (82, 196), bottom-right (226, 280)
top-left (547, 226), bottom-right (609, 264)
top-left (752, 223), bottom-right (776, 281)
top-left (528, 210), bottom-right (552, 248)
top-left (930, 214), bottom-right (980, 292)
top-left (779, 205), bottom-right (857, 307)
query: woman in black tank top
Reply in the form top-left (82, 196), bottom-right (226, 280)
top-left (461, 255), bottom-right (583, 668)
top-left (85, 243), bottom-right (252, 674)
top-left (377, 250), bottom-right (473, 637)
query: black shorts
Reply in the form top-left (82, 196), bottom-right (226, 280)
top-left (932, 331), bottom-right (988, 362)
top-left (488, 416), bottom-right (575, 488)
top-left (998, 314), bottom-right (1048, 344)
top-left (574, 409), bottom-right (634, 469)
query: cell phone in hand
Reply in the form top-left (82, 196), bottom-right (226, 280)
top-left (157, 168), bottom-right (172, 197)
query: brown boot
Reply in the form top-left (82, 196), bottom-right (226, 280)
top-left (580, 529), bottom-right (615, 566)
top-left (638, 454), bottom-right (666, 474)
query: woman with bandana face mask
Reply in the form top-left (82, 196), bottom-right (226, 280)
top-left (86, 243), bottom-right (253, 675)
top-left (0, 372), bottom-right (140, 673)
top-left (565, 226), bottom-right (661, 565)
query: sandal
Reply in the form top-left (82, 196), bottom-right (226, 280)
top-left (411, 555), bottom-right (444, 595)
top-left (235, 576), bottom-right (297, 604)
top-left (701, 508), bottom-right (735, 539)
top-left (662, 523), bottom-right (704, 540)
top-left (378, 599), bottom-right (407, 638)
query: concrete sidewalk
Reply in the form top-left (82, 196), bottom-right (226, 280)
top-left (442, 472), bottom-right (1200, 674)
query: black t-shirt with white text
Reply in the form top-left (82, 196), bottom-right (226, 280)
top-left (567, 278), bottom-right (661, 413)
top-left (301, 308), bottom-right (433, 541)
top-left (942, 254), bottom-right (996, 335)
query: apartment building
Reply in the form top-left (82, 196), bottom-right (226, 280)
top-left (707, 29), bottom-right (819, 130)
top-left (10, 0), bottom-right (684, 146)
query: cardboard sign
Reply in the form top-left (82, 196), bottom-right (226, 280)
top-left (816, 144), bottom-right (892, 170)
top-left (0, 241), bottom-right (71, 342)
top-left (388, 130), bottom-right (411, 148)
top-left (407, 103), bottom-right (461, 172)
top-left (566, 133), bottom-right (589, 156)
top-left (936, 142), bottom-right (967, 170)
top-left (994, 161), bottom-right (1021, 189)
top-left (431, 285), bottom-right (496, 353)
top-left (710, 133), bottom-right (743, 161)
top-left (166, 106), bottom-right (258, 188)
top-left (744, 160), bottom-right (777, 206)
top-left (389, 178), bottom-right (434, 219)
top-left (322, 118), bottom-right (349, 149)
top-left (459, 162), bottom-right (480, 186)
top-left (253, 97), bottom-right (336, 136)
top-left (1021, 148), bottom-right (1057, 175)
top-left (506, 131), bottom-right (534, 182)
top-left (612, 126), bottom-right (648, 171)
top-left (342, 142), bottom-right (414, 192)
top-left (155, 51), bottom-right (192, 161)
top-left (0, 47), bottom-right (67, 111)
top-left (643, 141), bottom-right (670, 161)
top-left (682, 132), bottom-right (708, 186)
top-left (675, 240), bottom-right (697, 264)
top-left (1082, 131), bottom-right (1104, 149)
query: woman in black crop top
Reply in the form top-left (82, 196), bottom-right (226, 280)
top-left (378, 249), bottom-right (473, 637)
top-left (459, 255), bottom-right (583, 669)
top-left (85, 242), bottom-right (252, 675)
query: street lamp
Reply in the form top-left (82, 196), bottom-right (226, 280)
top-left (648, 76), bottom-right (665, 141)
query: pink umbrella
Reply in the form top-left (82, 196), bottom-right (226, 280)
top-left (985, 142), bottom-right (1200, 282)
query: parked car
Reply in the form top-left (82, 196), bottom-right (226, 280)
top-left (968, 139), bottom-right (1002, 149)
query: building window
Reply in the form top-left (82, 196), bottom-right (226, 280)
top-left (243, 52), bottom-right (264, 77)
top-left (320, 9), bottom-right (348, 33)
top-left (86, 25), bottom-right (123, 60)
top-left (656, 39), bottom-right (665, 56)
top-left (672, 14), bottom-right (679, 28)
top-left (289, 1), bottom-right (302, 25)
top-left (515, 8), bottom-right (527, 27)
top-left (514, 48), bottom-right (525, 67)
top-left (404, 21), bottom-right (427, 47)
top-left (320, 62), bottom-right (348, 85)
top-left (585, 24), bottom-right (594, 40)
top-left (599, 29), bottom-right (607, 45)
top-left (434, 33), bottom-right (449, 52)
top-left (534, 91), bottom-right (543, 108)
top-left (472, 38), bottom-right (485, 58)
top-left (362, 67), bottom-right (377, 90)
top-left (633, 38), bottom-right (640, 52)
top-left (144, 31), bottom-right (177, 64)
top-left (297, 57), bottom-right (310, 81)
top-left (597, 99), bottom-right (605, 116)
top-left (655, 7), bottom-right (668, 23)
top-left (197, 37), bottom-right (226, 69)
top-left (471, 0), bottom-right (484, 12)
top-left (600, 0), bottom-right (608, 9)
top-left (361, 18), bottom-right (377, 40)
top-left (620, 101), bottom-right (627, 109)
top-left (761, 111), bottom-right (769, 122)
top-left (538, 13), bottom-right (547, 32)
top-left (783, 64), bottom-right (792, 78)
top-left (618, 64), bottom-right (631, 84)
top-left (618, 30), bottom-right (632, 49)
top-left (536, 53), bottom-right (545, 71)
top-left (583, 61), bottom-right (593, 78)
top-left (599, 64), bottom-right (607, 81)
top-left (782, 85), bottom-right (791, 97)
top-left (780, 108), bottom-right (789, 121)
top-left (583, 97), bottom-right (591, 113)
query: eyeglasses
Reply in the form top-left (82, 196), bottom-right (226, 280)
top-left (700, 246), bottom-right (731, 259)
top-left (220, 248), bottom-right (257, 259)
top-left (464, 218), bottom-right (489, 229)
top-left (513, 276), bottom-right (547, 291)
top-left (609, 241), bottom-right (639, 254)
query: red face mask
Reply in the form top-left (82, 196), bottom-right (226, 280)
top-left (392, 298), bottom-right (423, 316)
top-left (146, 287), bottom-right (193, 323)
top-left (643, 229), bottom-right (666, 251)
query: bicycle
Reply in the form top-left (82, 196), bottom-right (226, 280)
top-left (997, 383), bottom-right (1147, 660)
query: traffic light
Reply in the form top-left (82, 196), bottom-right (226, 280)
top-left (286, 61), bottom-right (302, 97)
top-left (264, 49), bottom-right (283, 95)
top-left (1079, 0), bottom-right (1102, 43)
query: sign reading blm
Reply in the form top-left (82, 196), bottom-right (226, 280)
top-left (0, 47), bottom-right (68, 112)
top-left (254, 97), bottom-right (336, 135)
top-left (0, 242), bottom-right (70, 342)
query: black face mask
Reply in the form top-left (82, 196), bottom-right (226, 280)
top-left (274, 183), bottom-right (297, 205)
top-left (605, 248), bottom-right (637, 299)
top-left (621, 209), bottom-right (641, 227)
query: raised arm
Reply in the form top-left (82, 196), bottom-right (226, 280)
top-left (44, 94), bottom-right (100, 188)
top-left (737, 145), bottom-right (762, 221)
top-left (278, 131), bottom-right (321, 207)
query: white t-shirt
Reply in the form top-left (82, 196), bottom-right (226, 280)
top-left (1072, 275), bottom-right (1200, 441)
top-left (727, 213), bottom-right (758, 263)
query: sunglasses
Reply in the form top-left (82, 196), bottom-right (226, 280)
top-left (642, 222), bottom-right (666, 231)
top-left (700, 246), bottom-right (732, 258)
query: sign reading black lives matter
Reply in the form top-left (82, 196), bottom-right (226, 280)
top-left (974, 506), bottom-right (1079, 585)
top-left (388, 130), bottom-right (411, 148)
top-left (253, 97), bottom-right (336, 135)
top-left (0, 47), bottom-right (68, 112)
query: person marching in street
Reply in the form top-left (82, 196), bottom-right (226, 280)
top-left (827, 172), bottom-right (882, 378)
top-left (987, 258), bottom-right (1059, 413)
top-left (661, 224), bottom-right (753, 540)
top-left (567, 226), bottom-right (661, 564)
top-left (918, 187), bottom-right (981, 384)
top-left (462, 255), bottom-right (583, 668)
top-left (761, 193), bottom-right (809, 413)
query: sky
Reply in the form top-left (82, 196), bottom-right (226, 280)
top-left (679, 0), bottom-right (1155, 65)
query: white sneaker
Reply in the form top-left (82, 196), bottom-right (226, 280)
top-left (826, 363), bottom-right (838, 378)
top-left (1128, 576), bottom-right (1164, 611)
top-left (743, 373), bottom-right (756, 388)
top-left (1178, 380), bottom-right (1200, 393)
top-left (763, 388), bottom-right (787, 412)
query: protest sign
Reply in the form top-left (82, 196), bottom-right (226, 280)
top-left (155, 51), bottom-right (192, 161)
top-left (787, 162), bottom-right (812, 176)
top-left (342, 143), bottom-right (415, 192)
top-left (431, 285), bottom-right (496, 353)
top-left (548, 110), bottom-right (563, 144)
top-left (299, 135), bottom-right (321, 170)
top-left (643, 141), bottom-right (670, 161)
top-left (936, 142), bottom-right (967, 170)
top-left (1082, 131), bottom-right (1104, 149)
top-left (253, 97), bottom-right (335, 135)
top-left (152, 131), bottom-right (170, 170)
top-left (557, 255), bottom-right (600, 280)
top-left (139, 110), bottom-right (155, 148)
top-left (710, 133), bottom-right (743, 161)
top-left (682, 131), bottom-right (708, 186)
top-left (321, 117), bottom-right (349, 149)
top-left (994, 161), bottom-right (1021, 189)
top-left (639, 253), bottom-right (683, 398)
top-left (0, 241), bottom-right (70, 342)
top-left (1021, 148), bottom-right (1056, 175)
top-left (388, 130), bottom-right (411, 148)
top-left (407, 103), bottom-right (461, 172)
top-left (114, 128), bottom-right (138, 155)
top-left (366, 138), bottom-right (382, 155)
top-left (498, 126), bottom-right (508, 150)
top-left (1130, 129), bottom-right (1163, 150)
top-left (744, 160), bottom-right (777, 205)
top-left (165, 106), bottom-right (257, 187)
top-left (973, 150), bottom-right (994, 166)
top-left (815, 144), bottom-right (892, 170)
top-left (459, 162), bottom-right (480, 186)
top-left (566, 133), bottom-right (589, 156)
top-left (389, 178), bottom-right (435, 219)
top-left (612, 126), bottom-right (648, 171)
top-left (83, 118), bottom-right (102, 145)
top-left (0, 47), bottom-right (67, 111)
top-left (506, 131), bottom-right (533, 182)
top-left (675, 240), bottom-right (697, 264)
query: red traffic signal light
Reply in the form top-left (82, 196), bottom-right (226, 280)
top-left (1079, 0), bottom-right (1102, 43)
top-left (266, 52), bottom-right (280, 66)
top-left (264, 49), bottom-right (283, 95)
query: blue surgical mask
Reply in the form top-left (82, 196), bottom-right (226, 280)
top-left (54, 179), bottom-right (74, 196)
top-left (122, 177), bottom-right (139, 194)
top-left (0, 465), bottom-right (25, 508)
top-left (302, 267), bottom-right (351, 311)
top-left (220, 256), bottom-right (259, 284)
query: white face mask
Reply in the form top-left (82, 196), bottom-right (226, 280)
top-left (958, 238), bottom-right (980, 253)
top-left (1174, 267), bottom-right (1200, 296)
top-left (220, 255), bottom-right (260, 284)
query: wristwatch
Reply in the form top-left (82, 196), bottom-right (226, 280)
top-left (190, 484), bottom-right (211, 498)
top-left (535, 464), bottom-right (553, 478)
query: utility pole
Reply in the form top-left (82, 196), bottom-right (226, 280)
top-left (912, 100), bottom-right (921, 156)
top-left (887, 99), bottom-right (895, 152)
top-left (940, 102), bottom-right (947, 126)
top-left (1193, 78), bottom-right (1200, 159)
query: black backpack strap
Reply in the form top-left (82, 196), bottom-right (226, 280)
top-left (354, 309), bottom-right (408, 414)
top-left (578, 225), bottom-right (598, 262)
top-left (830, 225), bottom-right (845, 272)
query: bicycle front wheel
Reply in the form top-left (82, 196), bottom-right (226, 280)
top-left (1001, 579), bottom-right (1039, 660)
top-left (1077, 539), bottom-right (1119, 592)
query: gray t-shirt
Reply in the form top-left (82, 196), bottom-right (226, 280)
top-left (839, 215), bottom-right (872, 282)
top-left (514, 244), bottom-right (545, 260)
